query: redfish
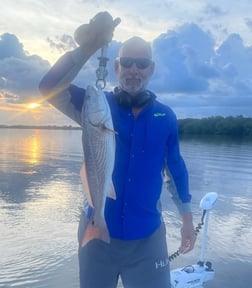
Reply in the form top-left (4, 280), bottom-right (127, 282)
top-left (80, 85), bottom-right (116, 247)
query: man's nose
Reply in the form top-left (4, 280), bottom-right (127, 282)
top-left (128, 63), bottom-right (139, 72)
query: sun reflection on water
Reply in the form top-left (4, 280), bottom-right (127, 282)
top-left (23, 130), bottom-right (41, 165)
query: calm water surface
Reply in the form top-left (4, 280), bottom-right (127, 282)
top-left (0, 129), bottom-right (251, 288)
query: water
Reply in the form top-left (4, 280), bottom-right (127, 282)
top-left (0, 129), bottom-right (251, 288)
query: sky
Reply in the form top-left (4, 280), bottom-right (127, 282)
top-left (1, 0), bottom-right (252, 125)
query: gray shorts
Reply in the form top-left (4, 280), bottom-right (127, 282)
top-left (78, 212), bottom-right (171, 288)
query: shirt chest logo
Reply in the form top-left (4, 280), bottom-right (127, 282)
top-left (153, 112), bottom-right (166, 117)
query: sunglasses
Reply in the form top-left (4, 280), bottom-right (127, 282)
top-left (118, 57), bottom-right (152, 70)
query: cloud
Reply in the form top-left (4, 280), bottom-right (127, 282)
top-left (245, 18), bottom-right (252, 32)
top-left (46, 34), bottom-right (77, 53)
top-left (0, 33), bottom-right (50, 103)
top-left (150, 23), bottom-right (217, 93)
top-left (148, 23), bottom-right (252, 113)
top-left (1, 21), bottom-right (252, 119)
top-left (0, 33), bottom-right (26, 59)
top-left (213, 34), bottom-right (252, 97)
top-left (203, 4), bottom-right (227, 17)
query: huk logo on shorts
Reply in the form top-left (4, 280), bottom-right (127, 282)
top-left (155, 258), bottom-right (169, 269)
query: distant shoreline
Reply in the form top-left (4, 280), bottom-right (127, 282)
top-left (1, 115), bottom-right (252, 137)
top-left (0, 125), bottom-right (81, 130)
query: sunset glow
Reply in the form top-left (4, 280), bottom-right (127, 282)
top-left (27, 103), bottom-right (41, 109)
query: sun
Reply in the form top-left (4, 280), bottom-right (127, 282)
top-left (27, 103), bottom-right (41, 109)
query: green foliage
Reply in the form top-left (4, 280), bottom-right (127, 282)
top-left (178, 115), bottom-right (252, 137)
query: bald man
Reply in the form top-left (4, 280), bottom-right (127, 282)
top-left (39, 11), bottom-right (196, 288)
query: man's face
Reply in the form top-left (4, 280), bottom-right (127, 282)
top-left (114, 41), bottom-right (155, 96)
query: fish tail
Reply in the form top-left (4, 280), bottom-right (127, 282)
top-left (81, 219), bottom-right (110, 247)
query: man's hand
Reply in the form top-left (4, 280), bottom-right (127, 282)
top-left (179, 212), bottom-right (196, 254)
top-left (74, 11), bottom-right (121, 56)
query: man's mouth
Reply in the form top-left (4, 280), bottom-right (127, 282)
top-left (126, 78), bottom-right (140, 85)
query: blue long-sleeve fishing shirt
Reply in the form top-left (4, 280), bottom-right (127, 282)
top-left (39, 47), bottom-right (192, 240)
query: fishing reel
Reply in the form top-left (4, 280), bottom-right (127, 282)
top-left (170, 192), bottom-right (218, 288)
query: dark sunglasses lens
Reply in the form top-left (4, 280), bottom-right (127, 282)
top-left (120, 57), bottom-right (134, 68)
top-left (135, 58), bottom-right (151, 69)
top-left (120, 57), bottom-right (151, 69)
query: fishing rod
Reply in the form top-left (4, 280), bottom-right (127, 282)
top-left (170, 192), bottom-right (218, 288)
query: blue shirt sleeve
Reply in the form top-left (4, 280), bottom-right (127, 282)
top-left (165, 112), bottom-right (192, 212)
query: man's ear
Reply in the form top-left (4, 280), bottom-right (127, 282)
top-left (149, 61), bottom-right (155, 76)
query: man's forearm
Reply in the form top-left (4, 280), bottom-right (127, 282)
top-left (181, 212), bottom-right (194, 225)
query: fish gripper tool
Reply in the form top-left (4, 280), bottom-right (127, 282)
top-left (96, 45), bottom-right (109, 89)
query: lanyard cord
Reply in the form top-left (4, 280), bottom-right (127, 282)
top-left (168, 210), bottom-right (206, 262)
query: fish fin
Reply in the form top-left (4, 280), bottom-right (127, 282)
top-left (80, 162), bottom-right (94, 208)
top-left (101, 123), bottom-right (118, 135)
top-left (107, 183), bottom-right (116, 200)
top-left (106, 127), bottom-right (118, 135)
top-left (81, 220), bottom-right (110, 247)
